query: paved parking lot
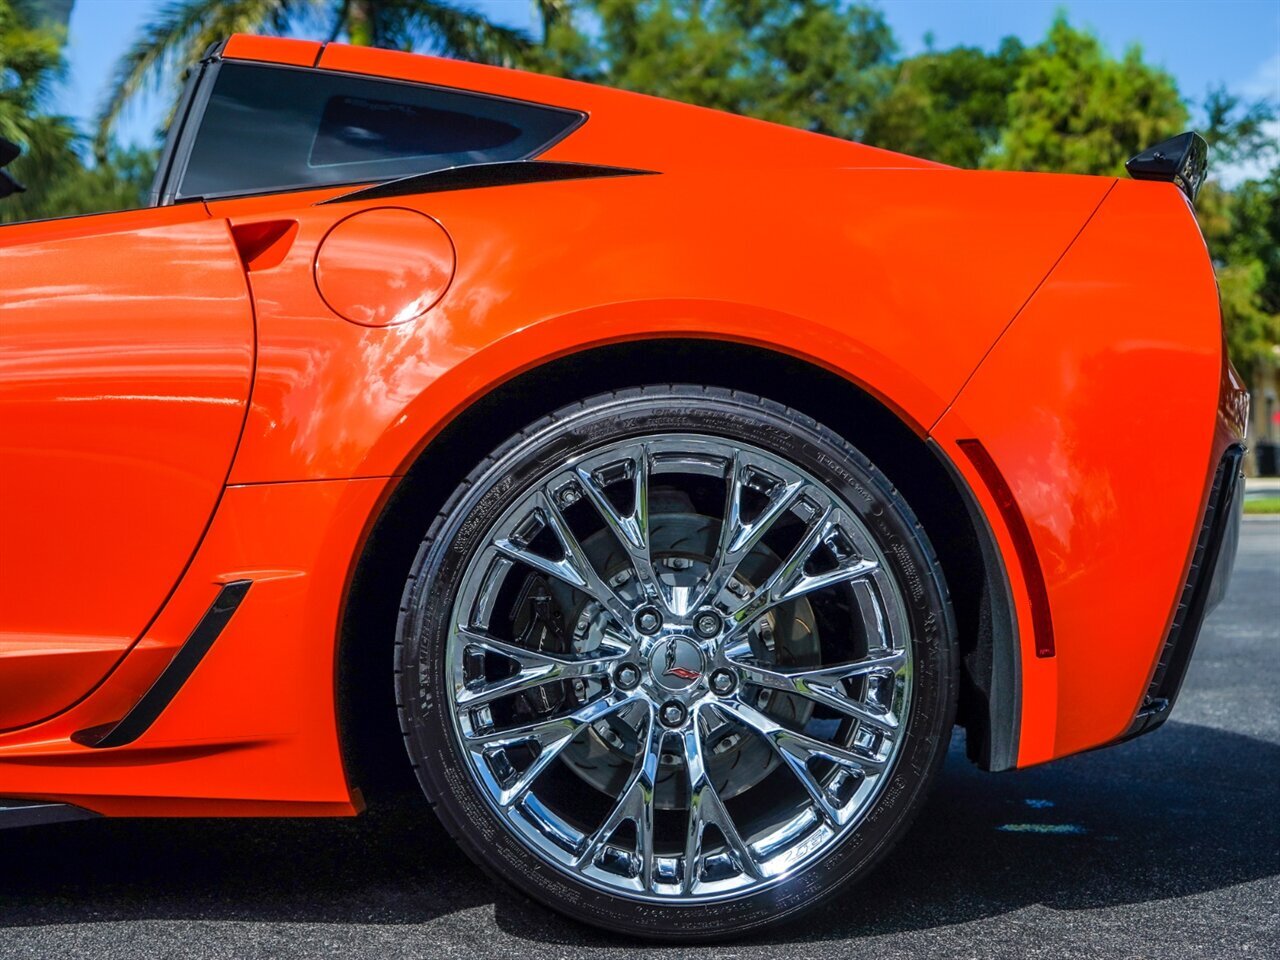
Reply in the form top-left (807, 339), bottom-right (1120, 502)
top-left (2, 519), bottom-right (1276, 959)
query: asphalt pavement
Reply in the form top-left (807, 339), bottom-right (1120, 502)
top-left (2, 520), bottom-right (1277, 959)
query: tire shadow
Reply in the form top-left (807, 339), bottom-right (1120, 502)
top-left (0, 720), bottom-right (1275, 948)
top-left (0, 792), bottom-right (490, 928)
top-left (785, 719), bottom-right (1280, 942)
top-left (490, 719), bottom-right (1280, 946)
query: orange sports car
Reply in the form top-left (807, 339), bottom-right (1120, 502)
top-left (0, 34), bottom-right (1249, 940)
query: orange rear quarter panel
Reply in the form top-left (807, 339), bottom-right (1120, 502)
top-left (937, 180), bottom-right (1223, 762)
top-left (0, 36), bottom-right (1226, 814)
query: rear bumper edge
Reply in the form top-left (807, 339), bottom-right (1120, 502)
top-left (1120, 444), bottom-right (1245, 741)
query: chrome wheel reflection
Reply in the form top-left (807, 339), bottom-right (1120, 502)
top-left (446, 435), bottom-right (912, 901)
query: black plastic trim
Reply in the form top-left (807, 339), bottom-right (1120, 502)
top-left (150, 59), bottom-right (222, 207)
top-left (77, 580), bottom-right (252, 749)
top-left (166, 59), bottom-right (590, 205)
top-left (927, 438), bottom-right (1021, 771)
top-left (1121, 445), bottom-right (1244, 741)
top-left (0, 799), bottom-right (98, 829)
top-left (319, 160), bottom-right (657, 205)
top-left (1125, 131), bottom-right (1209, 203)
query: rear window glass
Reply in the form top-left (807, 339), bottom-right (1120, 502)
top-left (176, 62), bottom-right (582, 200)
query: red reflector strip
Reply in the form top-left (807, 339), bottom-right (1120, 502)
top-left (957, 439), bottom-right (1056, 658)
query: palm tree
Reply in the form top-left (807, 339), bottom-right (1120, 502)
top-left (96, 0), bottom-right (540, 147)
top-left (0, 0), bottom-right (81, 221)
top-left (532, 0), bottom-right (568, 38)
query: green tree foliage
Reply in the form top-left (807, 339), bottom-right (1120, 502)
top-left (0, 0), bottom-right (154, 224)
top-left (0, 0), bottom-right (78, 220)
top-left (1202, 85), bottom-right (1279, 172)
top-left (1217, 259), bottom-right (1277, 370)
top-left (1196, 85), bottom-right (1280, 373)
top-left (538, 0), bottom-right (896, 140)
top-left (863, 38), bottom-right (1024, 168)
top-left (1199, 172), bottom-right (1280, 369)
top-left (13, 144), bottom-right (156, 222)
top-left (97, 0), bottom-right (532, 148)
top-left (989, 15), bottom-right (1186, 175)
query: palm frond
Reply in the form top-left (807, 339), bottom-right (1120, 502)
top-left (532, 0), bottom-right (570, 39)
top-left (94, 0), bottom-right (312, 151)
top-left (384, 0), bottom-right (532, 65)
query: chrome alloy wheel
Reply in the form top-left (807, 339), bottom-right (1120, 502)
top-left (445, 434), bottom-right (912, 902)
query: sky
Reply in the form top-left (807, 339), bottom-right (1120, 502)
top-left (53, 0), bottom-right (1280, 179)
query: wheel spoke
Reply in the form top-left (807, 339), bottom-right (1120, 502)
top-left (465, 692), bottom-right (638, 807)
top-left (494, 491), bottom-right (634, 626)
top-left (572, 447), bottom-right (671, 613)
top-left (850, 579), bottom-right (891, 651)
top-left (730, 649), bottom-right (905, 733)
top-left (692, 452), bottom-right (805, 613)
top-left (681, 705), bottom-right (762, 892)
top-left (714, 698), bottom-right (887, 826)
top-left (725, 506), bottom-right (878, 632)
top-left (455, 628), bottom-right (628, 707)
top-left (574, 703), bottom-right (664, 890)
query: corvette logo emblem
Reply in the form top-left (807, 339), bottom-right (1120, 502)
top-left (663, 639), bottom-right (702, 681)
top-left (665, 667), bottom-right (702, 680)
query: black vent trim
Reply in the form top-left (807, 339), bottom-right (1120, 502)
top-left (75, 580), bottom-right (252, 749)
top-left (1122, 446), bottom-right (1244, 741)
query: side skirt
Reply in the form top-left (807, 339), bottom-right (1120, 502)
top-left (0, 799), bottom-right (98, 830)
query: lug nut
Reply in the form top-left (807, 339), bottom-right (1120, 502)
top-left (635, 607), bottom-right (663, 635)
top-left (709, 669), bottom-right (736, 696)
top-left (660, 700), bottom-right (688, 727)
top-left (693, 610), bottom-right (722, 638)
top-left (614, 662), bottom-right (641, 690)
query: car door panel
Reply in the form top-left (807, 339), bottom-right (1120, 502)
top-left (0, 212), bottom-right (254, 730)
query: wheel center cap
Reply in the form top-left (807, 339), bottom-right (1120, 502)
top-left (647, 636), bottom-right (705, 691)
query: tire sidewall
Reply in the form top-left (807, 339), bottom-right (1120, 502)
top-left (398, 390), bottom-right (955, 940)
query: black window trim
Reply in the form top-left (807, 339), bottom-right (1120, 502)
top-left (154, 57), bottom-right (588, 206)
top-left (151, 57), bottom-right (224, 206)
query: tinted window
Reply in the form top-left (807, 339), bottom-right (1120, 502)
top-left (176, 63), bottom-right (582, 200)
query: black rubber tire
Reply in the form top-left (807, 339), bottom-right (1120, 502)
top-left (395, 385), bottom-right (957, 941)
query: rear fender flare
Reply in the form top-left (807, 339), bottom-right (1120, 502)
top-left (361, 298), bottom-right (944, 479)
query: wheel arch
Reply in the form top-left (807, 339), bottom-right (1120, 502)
top-left (337, 338), bottom-right (1021, 800)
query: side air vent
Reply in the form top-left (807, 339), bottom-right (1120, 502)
top-left (74, 580), bottom-right (252, 749)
